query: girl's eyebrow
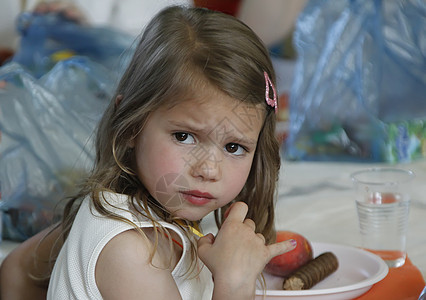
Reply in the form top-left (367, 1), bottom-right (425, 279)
top-left (168, 120), bottom-right (210, 134)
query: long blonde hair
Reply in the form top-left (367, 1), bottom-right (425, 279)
top-left (56, 4), bottom-right (280, 274)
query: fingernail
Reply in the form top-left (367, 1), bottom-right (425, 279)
top-left (290, 239), bottom-right (297, 247)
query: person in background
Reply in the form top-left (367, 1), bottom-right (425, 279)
top-left (0, 0), bottom-right (306, 63)
top-left (1, 5), bottom-right (296, 299)
top-left (28, 0), bottom-right (307, 47)
top-left (194, 0), bottom-right (307, 51)
top-left (30, 0), bottom-right (193, 36)
top-left (0, 0), bottom-right (192, 66)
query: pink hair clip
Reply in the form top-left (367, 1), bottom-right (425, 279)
top-left (264, 71), bottom-right (277, 113)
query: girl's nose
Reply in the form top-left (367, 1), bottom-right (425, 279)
top-left (189, 148), bottom-right (222, 181)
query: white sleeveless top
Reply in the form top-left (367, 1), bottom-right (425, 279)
top-left (47, 192), bottom-right (214, 299)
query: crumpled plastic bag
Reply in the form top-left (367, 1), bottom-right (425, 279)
top-left (0, 11), bottom-right (135, 241)
top-left (0, 57), bottom-right (115, 241)
top-left (285, 0), bottom-right (426, 162)
top-left (12, 12), bottom-right (134, 78)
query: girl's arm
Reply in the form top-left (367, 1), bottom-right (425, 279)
top-left (237, 0), bottom-right (308, 46)
top-left (95, 205), bottom-right (292, 300)
top-left (95, 227), bottom-right (184, 299)
top-left (0, 224), bottom-right (61, 300)
top-left (0, 203), bottom-right (292, 300)
top-left (198, 202), bottom-right (296, 300)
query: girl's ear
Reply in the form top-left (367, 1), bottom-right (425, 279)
top-left (115, 95), bottom-right (123, 108)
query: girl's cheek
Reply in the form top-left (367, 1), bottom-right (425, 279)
top-left (155, 148), bottom-right (187, 177)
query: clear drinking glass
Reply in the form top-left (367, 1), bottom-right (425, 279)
top-left (351, 168), bottom-right (414, 268)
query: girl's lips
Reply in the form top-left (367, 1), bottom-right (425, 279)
top-left (180, 190), bottom-right (214, 206)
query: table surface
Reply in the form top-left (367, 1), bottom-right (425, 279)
top-left (202, 158), bottom-right (426, 279)
top-left (2, 159), bottom-right (426, 280)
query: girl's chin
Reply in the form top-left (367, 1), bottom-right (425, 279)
top-left (171, 208), bottom-right (212, 222)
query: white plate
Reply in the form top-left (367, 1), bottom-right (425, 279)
top-left (255, 242), bottom-right (389, 300)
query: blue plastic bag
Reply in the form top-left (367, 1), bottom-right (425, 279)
top-left (0, 57), bottom-right (115, 241)
top-left (0, 11), bottom-right (137, 240)
top-left (12, 12), bottom-right (134, 77)
top-left (285, 0), bottom-right (426, 162)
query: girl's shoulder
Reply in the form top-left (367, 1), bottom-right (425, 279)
top-left (95, 226), bottom-right (183, 298)
top-left (75, 191), bottom-right (211, 298)
top-left (85, 191), bottom-right (186, 265)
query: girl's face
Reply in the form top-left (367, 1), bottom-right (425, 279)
top-left (131, 86), bottom-right (264, 221)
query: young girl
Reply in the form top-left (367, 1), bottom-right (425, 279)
top-left (1, 5), bottom-right (296, 300)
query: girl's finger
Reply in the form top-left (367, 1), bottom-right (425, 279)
top-left (197, 233), bottom-right (215, 249)
top-left (243, 218), bottom-right (256, 231)
top-left (266, 239), bottom-right (297, 261)
top-left (223, 202), bottom-right (248, 223)
top-left (256, 233), bottom-right (266, 244)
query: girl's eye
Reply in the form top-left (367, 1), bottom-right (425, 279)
top-left (225, 143), bottom-right (246, 156)
top-left (174, 132), bottom-right (195, 144)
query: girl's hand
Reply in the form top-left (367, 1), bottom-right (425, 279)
top-left (197, 202), bottom-right (296, 299)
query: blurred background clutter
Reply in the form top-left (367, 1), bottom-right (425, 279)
top-left (3, 2), bottom-right (426, 297)
top-left (286, 0), bottom-right (426, 163)
top-left (0, 0), bottom-right (425, 242)
top-left (0, 0), bottom-right (306, 241)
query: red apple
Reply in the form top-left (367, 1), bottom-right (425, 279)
top-left (264, 230), bottom-right (313, 277)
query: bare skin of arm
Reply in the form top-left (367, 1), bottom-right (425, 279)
top-left (96, 202), bottom-right (295, 300)
top-left (0, 224), bottom-right (62, 300)
top-left (96, 228), bottom-right (184, 299)
top-left (1, 204), bottom-right (294, 299)
top-left (237, 0), bottom-right (308, 46)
